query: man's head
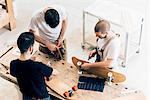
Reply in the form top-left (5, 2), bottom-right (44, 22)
top-left (17, 32), bottom-right (35, 54)
top-left (44, 9), bottom-right (60, 28)
top-left (94, 20), bottom-right (110, 38)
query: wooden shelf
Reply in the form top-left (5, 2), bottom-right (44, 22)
top-left (0, 0), bottom-right (16, 31)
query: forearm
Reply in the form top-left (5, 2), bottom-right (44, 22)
top-left (58, 19), bottom-right (67, 40)
top-left (29, 29), bottom-right (57, 51)
top-left (36, 36), bottom-right (56, 51)
top-left (34, 34), bottom-right (46, 45)
top-left (85, 60), bottom-right (112, 69)
top-left (29, 29), bottom-right (48, 45)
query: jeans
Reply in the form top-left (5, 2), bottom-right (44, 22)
top-left (23, 95), bottom-right (51, 100)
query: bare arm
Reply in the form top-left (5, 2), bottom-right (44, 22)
top-left (57, 18), bottom-right (68, 46)
top-left (82, 59), bottom-right (113, 69)
top-left (29, 29), bottom-right (46, 45)
top-left (29, 29), bottom-right (57, 51)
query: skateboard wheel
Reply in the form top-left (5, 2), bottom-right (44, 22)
top-left (64, 92), bottom-right (69, 97)
top-left (72, 86), bottom-right (78, 91)
top-left (68, 90), bottom-right (74, 97)
top-left (107, 72), bottom-right (113, 85)
top-left (77, 61), bottom-right (82, 66)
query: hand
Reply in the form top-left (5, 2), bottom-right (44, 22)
top-left (81, 63), bottom-right (90, 70)
top-left (47, 61), bottom-right (52, 66)
top-left (52, 68), bottom-right (59, 76)
top-left (56, 38), bottom-right (63, 47)
top-left (46, 41), bottom-right (57, 51)
top-left (31, 56), bottom-right (36, 61)
top-left (88, 49), bottom-right (96, 60)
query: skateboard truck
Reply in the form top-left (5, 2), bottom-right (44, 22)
top-left (64, 90), bottom-right (74, 97)
top-left (107, 72), bottom-right (113, 85)
top-left (77, 61), bottom-right (83, 74)
top-left (77, 61), bottom-right (82, 66)
top-left (64, 86), bottom-right (78, 97)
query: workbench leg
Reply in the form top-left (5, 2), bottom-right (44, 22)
top-left (136, 18), bottom-right (144, 53)
top-left (122, 32), bottom-right (129, 67)
top-left (82, 12), bottom-right (86, 49)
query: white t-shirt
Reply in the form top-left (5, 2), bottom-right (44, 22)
top-left (29, 4), bottom-right (67, 43)
top-left (97, 32), bottom-right (121, 68)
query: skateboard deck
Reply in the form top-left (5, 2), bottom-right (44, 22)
top-left (72, 57), bottom-right (126, 83)
top-left (46, 77), bottom-right (78, 99)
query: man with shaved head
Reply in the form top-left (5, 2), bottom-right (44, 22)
top-left (81, 20), bottom-right (121, 70)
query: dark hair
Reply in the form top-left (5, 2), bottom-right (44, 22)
top-left (17, 32), bottom-right (35, 54)
top-left (94, 20), bottom-right (110, 33)
top-left (44, 9), bottom-right (60, 28)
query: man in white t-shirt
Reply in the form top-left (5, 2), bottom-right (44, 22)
top-left (81, 20), bottom-right (120, 69)
top-left (29, 4), bottom-right (67, 58)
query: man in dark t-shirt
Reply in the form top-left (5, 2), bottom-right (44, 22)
top-left (10, 32), bottom-right (53, 100)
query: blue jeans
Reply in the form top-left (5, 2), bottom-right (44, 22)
top-left (23, 95), bottom-right (51, 100)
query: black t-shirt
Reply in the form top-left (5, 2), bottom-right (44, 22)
top-left (10, 59), bottom-right (53, 98)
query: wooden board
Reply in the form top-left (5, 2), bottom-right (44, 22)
top-left (0, 48), bottom-right (146, 100)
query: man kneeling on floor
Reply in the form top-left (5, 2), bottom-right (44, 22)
top-left (10, 32), bottom-right (53, 100)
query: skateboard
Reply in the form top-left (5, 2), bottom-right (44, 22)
top-left (72, 57), bottom-right (126, 83)
top-left (45, 77), bottom-right (78, 99)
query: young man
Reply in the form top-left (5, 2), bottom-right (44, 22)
top-left (29, 4), bottom-right (67, 59)
top-left (10, 32), bottom-right (53, 100)
top-left (81, 20), bottom-right (121, 70)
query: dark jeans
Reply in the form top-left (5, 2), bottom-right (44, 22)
top-left (23, 95), bottom-right (51, 100)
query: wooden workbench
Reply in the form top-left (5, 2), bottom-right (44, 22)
top-left (0, 46), bottom-right (146, 100)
